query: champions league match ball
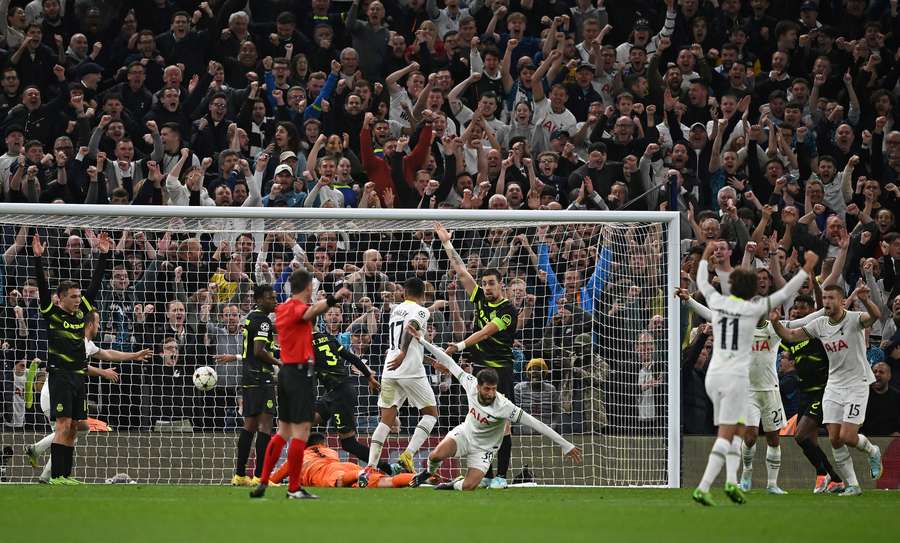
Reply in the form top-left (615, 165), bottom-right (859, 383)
top-left (192, 366), bottom-right (218, 391)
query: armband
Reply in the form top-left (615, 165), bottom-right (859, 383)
top-left (454, 341), bottom-right (466, 352)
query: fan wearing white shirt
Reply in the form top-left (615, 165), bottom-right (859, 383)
top-left (772, 284), bottom-right (884, 496)
top-left (691, 242), bottom-right (817, 506)
top-left (26, 310), bottom-right (151, 483)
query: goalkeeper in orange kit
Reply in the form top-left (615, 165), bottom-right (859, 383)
top-left (269, 433), bottom-right (415, 488)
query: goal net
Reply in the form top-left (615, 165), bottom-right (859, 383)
top-left (0, 205), bottom-right (680, 487)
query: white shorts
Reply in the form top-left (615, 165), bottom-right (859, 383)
top-left (746, 389), bottom-right (786, 432)
top-left (822, 385), bottom-right (869, 425)
top-left (447, 424), bottom-right (495, 474)
top-left (377, 377), bottom-right (437, 410)
top-left (705, 373), bottom-right (749, 426)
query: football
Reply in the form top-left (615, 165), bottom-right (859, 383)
top-left (192, 366), bottom-right (218, 391)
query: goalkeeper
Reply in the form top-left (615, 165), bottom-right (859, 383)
top-left (409, 328), bottom-right (582, 490)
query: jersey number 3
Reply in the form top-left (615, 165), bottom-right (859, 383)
top-left (718, 317), bottom-right (739, 350)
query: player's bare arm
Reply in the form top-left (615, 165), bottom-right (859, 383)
top-left (93, 348), bottom-right (153, 362)
top-left (254, 339), bottom-right (280, 367)
top-left (302, 287), bottom-right (351, 321)
top-left (446, 321), bottom-right (501, 355)
top-left (855, 285), bottom-right (881, 327)
top-left (387, 320), bottom-right (421, 370)
top-left (771, 316), bottom-right (809, 343)
top-left (86, 365), bottom-right (119, 382)
top-left (435, 221), bottom-right (476, 294)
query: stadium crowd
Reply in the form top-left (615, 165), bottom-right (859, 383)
top-left (0, 0), bottom-right (898, 443)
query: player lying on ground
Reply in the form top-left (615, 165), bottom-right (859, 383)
top-left (691, 243), bottom-right (817, 506)
top-left (771, 284), bottom-right (884, 496)
top-left (27, 310), bottom-right (150, 483)
top-left (267, 433), bottom-right (416, 488)
top-left (408, 330), bottom-right (581, 490)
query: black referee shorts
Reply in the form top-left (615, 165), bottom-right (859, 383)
top-left (277, 364), bottom-right (315, 423)
top-left (48, 370), bottom-right (87, 422)
top-left (473, 364), bottom-right (515, 403)
top-left (314, 380), bottom-right (357, 434)
top-left (242, 385), bottom-right (276, 418)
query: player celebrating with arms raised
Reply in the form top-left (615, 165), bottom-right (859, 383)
top-left (435, 222), bottom-right (518, 489)
top-left (232, 285), bottom-right (280, 487)
top-left (692, 242), bottom-right (818, 506)
top-left (410, 331), bottom-right (581, 490)
top-left (250, 271), bottom-right (351, 500)
top-left (31, 232), bottom-right (111, 484)
top-left (772, 284), bottom-right (884, 496)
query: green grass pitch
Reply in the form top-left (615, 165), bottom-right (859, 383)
top-left (2, 485), bottom-right (898, 542)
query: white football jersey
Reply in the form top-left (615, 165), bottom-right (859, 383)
top-left (803, 311), bottom-right (875, 390)
top-left (749, 321), bottom-right (780, 391)
top-left (458, 370), bottom-right (522, 451)
top-left (697, 261), bottom-right (808, 378)
top-left (383, 301), bottom-right (430, 379)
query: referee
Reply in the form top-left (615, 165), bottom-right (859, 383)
top-left (251, 270), bottom-right (350, 499)
top-left (32, 233), bottom-right (110, 484)
top-left (436, 223), bottom-right (518, 489)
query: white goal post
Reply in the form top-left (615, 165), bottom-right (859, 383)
top-left (0, 204), bottom-right (680, 487)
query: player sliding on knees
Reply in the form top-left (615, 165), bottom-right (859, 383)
top-left (770, 283), bottom-right (884, 496)
top-left (435, 222), bottom-right (519, 489)
top-left (691, 242), bottom-right (818, 506)
top-left (362, 277), bottom-right (438, 485)
top-left (408, 328), bottom-right (581, 490)
top-left (27, 311), bottom-right (149, 483)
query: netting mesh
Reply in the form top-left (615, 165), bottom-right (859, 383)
top-left (0, 210), bottom-right (674, 486)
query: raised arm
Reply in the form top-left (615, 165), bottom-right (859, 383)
top-left (771, 317), bottom-right (810, 343)
top-left (757, 251), bottom-right (818, 312)
top-left (435, 221), bottom-right (476, 294)
top-left (676, 288), bottom-right (713, 321)
top-left (857, 285), bottom-right (882, 328)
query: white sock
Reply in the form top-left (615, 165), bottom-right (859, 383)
top-left (741, 442), bottom-right (756, 475)
top-left (766, 445), bottom-right (781, 488)
top-left (40, 458), bottom-right (52, 481)
top-left (725, 436), bottom-right (742, 485)
top-left (34, 432), bottom-right (55, 456)
top-left (832, 445), bottom-right (859, 487)
top-left (698, 438), bottom-right (729, 492)
top-left (854, 434), bottom-right (877, 457)
top-left (453, 479), bottom-right (464, 491)
top-left (367, 423), bottom-right (391, 467)
top-left (404, 415), bottom-right (437, 456)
